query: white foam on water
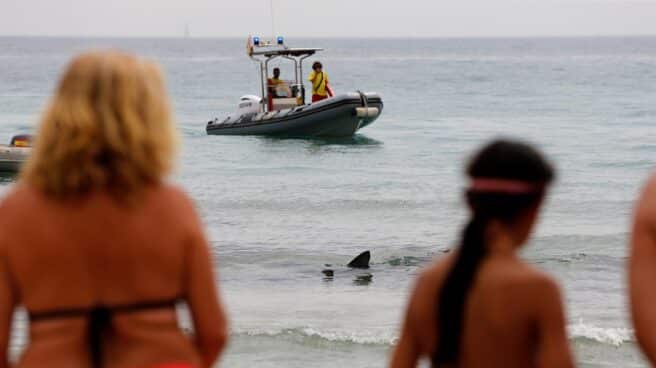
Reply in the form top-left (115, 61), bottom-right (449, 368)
top-left (300, 327), bottom-right (398, 345)
top-left (232, 326), bottom-right (397, 346)
top-left (568, 320), bottom-right (633, 347)
top-left (232, 320), bottom-right (634, 348)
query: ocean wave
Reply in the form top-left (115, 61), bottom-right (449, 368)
top-left (231, 327), bottom-right (396, 346)
top-left (568, 321), bottom-right (633, 347)
top-left (232, 322), bottom-right (633, 347)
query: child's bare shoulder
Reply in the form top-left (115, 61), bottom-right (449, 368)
top-left (416, 255), bottom-right (455, 289)
top-left (511, 262), bottom-right (562, 299)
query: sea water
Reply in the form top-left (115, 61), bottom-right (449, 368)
top-left (1, 36), bottom-right (655, 367)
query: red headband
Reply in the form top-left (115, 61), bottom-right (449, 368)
top-left (469, 178), bottom-right (543, 194)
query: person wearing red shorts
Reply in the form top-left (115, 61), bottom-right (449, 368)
top-left (308, 61), bottom-right (333, 102)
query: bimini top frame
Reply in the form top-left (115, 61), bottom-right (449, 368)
top-left (247, 37), bottom-right (323, 112)
top-left (250, 47), bottom-right (323, 57)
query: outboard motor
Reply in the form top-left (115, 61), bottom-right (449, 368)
top-left (236, 95), bottom-right (262, 115)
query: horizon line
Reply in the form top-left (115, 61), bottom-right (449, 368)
top-left (1, 33), bottom-right (656, 40)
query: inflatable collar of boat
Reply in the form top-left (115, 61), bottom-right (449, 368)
top-left (0, 134), bottom-right (33, 173)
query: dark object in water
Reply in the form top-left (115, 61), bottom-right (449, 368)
top-left (321, 251), bottom-right (371, 280)
top-left (354, 273), bottom-right (373, 285)
top-left (348, 251), bottom-right (370, 269)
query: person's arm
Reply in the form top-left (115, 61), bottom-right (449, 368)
top-left (390, 276), bottom-right (423, 368)
top-left (0, 242), bottom-right (16, 368)
top-left (308, 71), bottom-right (316, 82)
top-left (183, 202), bottom-right (229, 368)
top-left (630, 175), bottom-right (656, 365)
top-left (325, 75), bottom-right (334, 97)
top-left (534, 278), bottom-right (575, 368)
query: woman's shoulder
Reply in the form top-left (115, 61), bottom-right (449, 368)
top-left (401, 255), bottom-right (457, 329)
top-left (0, 183), bottom-right (198, 213)
top-left (516, 262), bottom-right (558, 286)
top-left (0, 184), bottom-right (43, 215)
top-left (498, 261), bottom-right (562, 301)
top-left (148, 184), bottom-right (198, 213)
top-left (511, 264), bottom-right (566, 318)
top-left (645, 172), bottom-right (656, 190)
top-left (412, 255), bottom-right (455, 297)
top-left (153, 183), bottom-right (192, 200)
top-left (0, 185), bottom-right (48, 238)
top-left (635, 173), bottom-right (656, 216)
top-left (414, 254), bottom-right (561, 299)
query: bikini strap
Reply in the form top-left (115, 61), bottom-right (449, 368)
top-left (89, 306), bottom-right (111, 368)
top-left (29, 297), bottom-right (181, 320)
top-left (29, 297), bottom-right (181, 368)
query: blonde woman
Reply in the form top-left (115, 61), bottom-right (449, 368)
top-left (0, 51), bottom-right (228, 368)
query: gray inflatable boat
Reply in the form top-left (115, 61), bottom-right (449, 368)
top-left (206, 38), bottom-right (383, 138)
top-left (207, 92), bottom-right (382, 137)
top-left (0, 135), bottom-right (32, 173)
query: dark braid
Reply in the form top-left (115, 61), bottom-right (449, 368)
top-left (432, 139), bottom-right (555, 366)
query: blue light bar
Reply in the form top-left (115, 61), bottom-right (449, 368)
top-left (253, 36), bottom-right (260, 46)
top-left (277, 36), bottom-right (284, 45)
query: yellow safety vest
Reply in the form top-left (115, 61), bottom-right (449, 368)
top-left (308, 71), bottom-right (328, 96)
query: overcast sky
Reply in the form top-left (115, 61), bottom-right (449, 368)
top-left (2, 0), bottom-right (656, 38)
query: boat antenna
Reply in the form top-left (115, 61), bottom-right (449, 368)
top-left (270, 0), bottom-right (276, 39)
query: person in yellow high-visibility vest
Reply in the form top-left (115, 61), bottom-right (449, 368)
top-left (268, 67), bottom-right (291, 98)
top-left (308, 61), bottom-right (333, 103)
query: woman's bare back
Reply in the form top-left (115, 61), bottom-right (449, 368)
top-left (391, 254), bottom-right (573, 368)
top-left (0, 185), bottom-right (227, 368)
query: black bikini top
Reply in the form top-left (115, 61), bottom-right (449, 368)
top-left (29, 297), bottom-right (181, 368)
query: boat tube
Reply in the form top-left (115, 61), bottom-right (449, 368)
top-left (207, 91), bottom-right (382, 137)
top-left (0, 135), bottom-right (32, 173)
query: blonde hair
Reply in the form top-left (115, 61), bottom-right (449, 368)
top-left (21, 51), bottom-right (178, 200)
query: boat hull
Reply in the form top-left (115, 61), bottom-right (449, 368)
top-left (0, 146), bottom-right (30, 173)
top-left (0, 160), bottom-right (23, 173)
top-left (207, 92), bottom-right (383, 137)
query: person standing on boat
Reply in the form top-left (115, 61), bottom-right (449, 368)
top-left (308, 61), bottom-right (333, 103)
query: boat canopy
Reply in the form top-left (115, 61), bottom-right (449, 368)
top-left (249, 47), bottom-right (323, 57)
top-left (246, 37), bottom-right (325, 111)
